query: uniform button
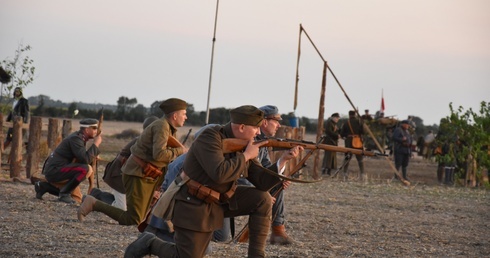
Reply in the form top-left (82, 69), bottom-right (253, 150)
top-left (240, 174), bottom-right (243, 177)
top-left (187, 197), bottom-right (190, 200)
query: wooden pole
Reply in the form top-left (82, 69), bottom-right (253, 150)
top-left (26, 116), bottom-right (42, 179)
top-left (313, 62), bottom-right (327, 179)
top-left (62, 119), bottom-right (72, 139)
top-left (9, 117), bottom-right (23, 178)
top-left (47, 118), bottom-right (60, 153)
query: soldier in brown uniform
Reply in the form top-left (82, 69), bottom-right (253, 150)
top-left (77, 98), bottom-right (188, 225)
top-left (125, 105), bottom-right (282, 258)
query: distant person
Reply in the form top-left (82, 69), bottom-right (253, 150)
top-left (321, 112), bottom-right (341, 176)
top-left (77, 98), bottom-right (188, 225)
top-left (4, 87), bottom-right (30, 150)
top-left (361, 109), bottom-right (373, 122)
top-left (35, 118), bottom-right (101, 204)
top-left (340, 110), bottom-right (366, 181)
top-left (392, 120), bottom-right (413, 181)
top-left (90, 116), bottom-right (159, 210)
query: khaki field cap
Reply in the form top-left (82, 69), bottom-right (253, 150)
top-left (230, 105), bottom-right (264, 126)
top-left (159, 98), bottom-right (187, 114)
top-left (80, 118), bottom-right (98, 128)
top-left (259, 105), bottom-right (282, 121)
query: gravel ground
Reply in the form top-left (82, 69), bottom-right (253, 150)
top-left (1, 155), bottom-right (489, 258)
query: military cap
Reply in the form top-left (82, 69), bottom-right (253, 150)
top-left (230, 105), bottom-right (264, 126)
top-left (401, 120), bottom-right (410, 125)
top-left (259, 105), bottom-right (282, 121)
top-left (348, 110), bottom-right (356, 116)
top-left (331, 112), bottom-right (340, 118)
top-left (80, 118), bottom-right (98, 128)
top-left (142, 116), bottom-right (159, 129)
top-left (159, 98), bottom-right (187, 114)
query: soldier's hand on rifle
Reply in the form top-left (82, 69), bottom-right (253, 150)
top-left (282, 180), bottom-right (292, 190)
top-left (277, 146), bottom-right (304, 169)
top-left (243, 139), bottom-right (268, 161)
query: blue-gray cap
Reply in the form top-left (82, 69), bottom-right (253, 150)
top-left (259, 105), bottom-right (282, 121)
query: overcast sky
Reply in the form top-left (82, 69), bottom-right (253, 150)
top-left (1, 0), bottom-right (489, 125)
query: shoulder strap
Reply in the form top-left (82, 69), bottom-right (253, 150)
top-left (347, 119), bottom-right (355, 135)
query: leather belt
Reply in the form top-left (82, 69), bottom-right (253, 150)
top-left (181, 171), bottom-right (236, 204)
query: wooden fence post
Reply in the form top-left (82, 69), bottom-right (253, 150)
top-left (62, 119), bottom-right (72, 139)
top-left (47, 118), bottom-right (60, 153)
top-left (26, 116), bottom-right (42, 179)
top-left (9, 117), bottom-right (23, 178)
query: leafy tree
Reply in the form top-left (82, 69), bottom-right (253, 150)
top-left (128, 104), bottom-right (147, 122)
top-left (0, 44), bottom-right (36, 113)
top-left (436, 101), bottom-right (490, 187)
top-left (149, 100), bottom-right (164, 118)
top-left (115, 96), bottom-right (137, 121)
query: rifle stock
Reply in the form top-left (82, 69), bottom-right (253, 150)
top-left (167, 135), bottom-right (185, 149)
top-left (222, 138), bottom-right (381, 157)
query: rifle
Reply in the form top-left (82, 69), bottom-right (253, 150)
top-left (222, 137), bottom-right (385, 157)
top-left (93, 109), bottom-right (104, 189)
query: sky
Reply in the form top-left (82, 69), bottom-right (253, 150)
top-left (1, 0), bottom-right (489, 126)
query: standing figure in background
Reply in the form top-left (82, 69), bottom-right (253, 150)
top-left (361, 109), bottom-right (373, 122)
top-left (423, 130), bottom-right (435, 160)
top-left (392, 120), bottom-right (413, 181)
top-left (4, 87), bottom-right (29, 150)
top-left (340, 110), bottom-right (365, 181)
top-left (321, 112), bottom-right (341, 176)
top-left (35, 118), bottom-right (101, 204)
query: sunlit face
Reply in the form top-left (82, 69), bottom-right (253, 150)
top-left (261, 118), bottom-right (281, 137)
top-left (238, 124), bottom-right (261, 141)
top-left (171, 109), bottom-right (188, 128)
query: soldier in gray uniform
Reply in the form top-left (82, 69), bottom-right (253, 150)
top-left (35, 118), bottom-right (102, 204)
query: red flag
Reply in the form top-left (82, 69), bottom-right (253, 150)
top-left (380, 90), bottom-right (385, 113)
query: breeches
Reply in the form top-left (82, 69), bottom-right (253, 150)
top-left (395, 153), bottom-right (410, 169)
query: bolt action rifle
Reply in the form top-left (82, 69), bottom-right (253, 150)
top-left (222, 137), bottom-right (385, 157)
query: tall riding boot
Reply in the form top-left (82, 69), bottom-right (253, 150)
top-left (248, 215), bottom-right (271, 258)
top-left (124, 232), bottom-right (157, 258)
top-left (58, 177), bottom-right (82, 203)
top-left (402, 167), bottom-right (409, 181)
top-left (35, 181), bottom-right (60, 200)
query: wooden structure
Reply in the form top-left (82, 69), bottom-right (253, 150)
top-left (2, 116), bottom-right (72, 181)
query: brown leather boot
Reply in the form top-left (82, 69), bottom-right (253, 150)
top-left (77, 195), bottom-right (97, 222)
top-left (270, 224), bottom-right (294, 245)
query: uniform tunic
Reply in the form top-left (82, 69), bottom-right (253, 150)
top-left (94, 118), bottom-right (184, 225)
top-left (170, 123), bottom-right (281, 257)
top-left (43, 130), bottom-right (99, 183)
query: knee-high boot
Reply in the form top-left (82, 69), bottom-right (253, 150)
top-left (248, 215), bottom-right (271, 258)
top-left (402, 167), bottom-right (409, 181)
top-left (35, 181), bottom-right (60, 199)
top-left (59, 177), bottom-right (82, 203)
